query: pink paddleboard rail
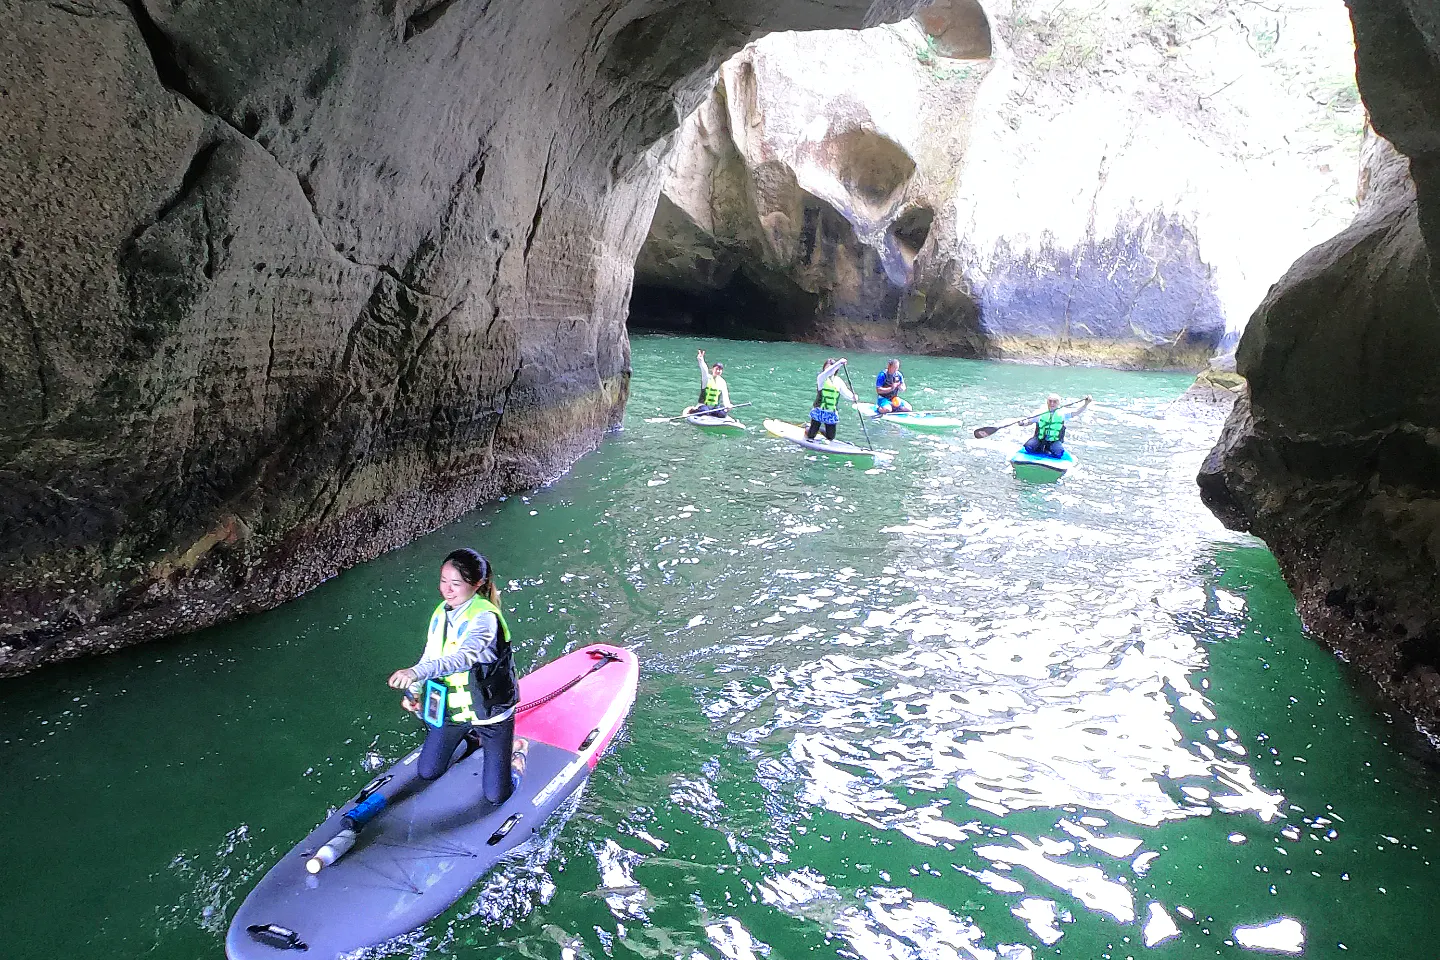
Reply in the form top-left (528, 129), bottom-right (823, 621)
top-left (514, 644), bottom-right (639, 768)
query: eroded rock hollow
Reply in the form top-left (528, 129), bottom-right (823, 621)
top-left (0, 0), bottom-right (913, 673)
top-left (631, 23), bottom-right (984, 349)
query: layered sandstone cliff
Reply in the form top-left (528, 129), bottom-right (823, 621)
top-left (0, 0), bottom-right (911, 673)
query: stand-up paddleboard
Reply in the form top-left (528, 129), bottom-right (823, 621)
top-left (684, 412), bottom-right (746, 431)
top-left (853, 403), bottom-right (965, 432)
top-left (226, 644), bottom-right (639, 960)
top-left (763, 419), bottom-right (885, 461)
top-left (1010, 447), bottom-right (1076, 482)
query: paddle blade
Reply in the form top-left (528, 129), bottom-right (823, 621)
top-left (973, 425), bottom-right (1000, 439)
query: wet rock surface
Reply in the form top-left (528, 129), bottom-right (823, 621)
top-left (0, 0), bottom-right (910, 673)
top-left (1201, 127), bottom-right (1440, 730)
top-left (1171, 366), bottom-right (1246, 430)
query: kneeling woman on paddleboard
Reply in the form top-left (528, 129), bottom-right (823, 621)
top-left (807, 357), bottom-right (857, 442)
top-left (387, 548), bottom-right (519, 805)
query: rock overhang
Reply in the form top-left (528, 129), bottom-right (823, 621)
top-left (0, 0), bottom-right (928, 673)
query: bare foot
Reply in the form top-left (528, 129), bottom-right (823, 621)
top-left (511, 738), bottom-right (529, 782)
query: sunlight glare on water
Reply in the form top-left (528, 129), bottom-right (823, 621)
top-left (1, 334), bottom-right (1438, 959)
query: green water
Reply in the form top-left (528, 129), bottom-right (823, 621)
top-left (3, 334), bottom-right (1438, 959)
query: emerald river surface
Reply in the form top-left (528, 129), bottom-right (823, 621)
top-left (4, 334), bottom-right (1439, 960)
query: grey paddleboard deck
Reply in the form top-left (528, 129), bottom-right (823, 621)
top-left (226, 739), bottom-right (587, 960)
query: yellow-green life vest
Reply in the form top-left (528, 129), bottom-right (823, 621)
top-left (423, 595), bottom-right (512, 724)
top-left (1035, 410), bottom-right (1066, 442)
top-left (703, 376), bottom-right (723, 406)
top-left (815, 377), bottom-right (841, 412)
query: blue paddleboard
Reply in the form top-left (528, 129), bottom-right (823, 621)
top-left (1010, 447), bottom-right (1076, 482)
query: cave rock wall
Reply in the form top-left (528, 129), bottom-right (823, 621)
top-left (0, 0), bottom-right (909, 673)
top-left (1201, 0), bottom-right (1440, 730)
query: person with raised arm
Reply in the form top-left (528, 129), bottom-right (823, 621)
top-left (1019, 394), bottom-right (1092, 459)
top-left (806, 357), bottom-right (857, 442)
top-left (683, 349), bottom-right (733, 418)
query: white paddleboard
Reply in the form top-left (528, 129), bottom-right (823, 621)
top-left (853, 403), bottom-right (965, 432)
top-left (764, 419), bottom-right (885, 460)
top-left (684, 413), bottom-right (746, 431)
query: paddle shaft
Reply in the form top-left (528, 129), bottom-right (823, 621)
top-left (840, 366), bottom-right (873, 450)
top-left (973, 398), bottom-right (1085, 439)
top-left (668, 401), bottom-right (751, 422)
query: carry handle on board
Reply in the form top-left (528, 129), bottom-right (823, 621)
top-left (353, 774), bottom-right (392, 804)
top-left (248, 924), bottom-right (309, 951)
top-left (488, 813), bottom-right (524, 845)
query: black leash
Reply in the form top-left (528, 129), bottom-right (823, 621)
top-left (516, 649), bottom-right (621, 714)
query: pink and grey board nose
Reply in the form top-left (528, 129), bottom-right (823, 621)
top-left (226, 644), bottom-right (639, 960)
top-left (515, 645), bottom-right (638, 765)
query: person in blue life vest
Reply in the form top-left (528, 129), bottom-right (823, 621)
top-left (875, 358), bottom-right (911, 413)
top-left (387, 548), bottom-right (523, 805)
top-left (807, 357), bottom-right (858, 441)
top-left (683, 349), bottom-right (733, 417)
top-left (1020, 393), bottom-right (1092, 458)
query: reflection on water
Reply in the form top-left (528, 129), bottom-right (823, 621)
top-left (2, 336), bottom-right (1439, 959)
top-left (715, 479), bottom-right (1291, 958)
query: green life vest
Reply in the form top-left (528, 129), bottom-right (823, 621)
top-left (422, 595), bottom-right (513, 724)
top-left (702, 376), bottom-right (723, 406)
top-left (814, 377), bottom-right (841, 413)
top-left (1035, 410), bottom-right (1066, 442)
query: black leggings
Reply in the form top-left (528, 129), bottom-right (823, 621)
top-left (1023, 436), bottom-right (1065, 458)
top-left (806, 419), bottom-right (836, 441)
top-left (417, 716), bottom-right (515, 804)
